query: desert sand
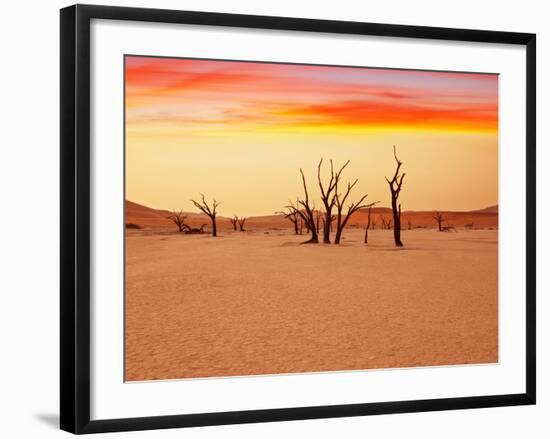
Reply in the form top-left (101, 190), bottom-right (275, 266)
top-left (125, 223), bottom-right (498, 381)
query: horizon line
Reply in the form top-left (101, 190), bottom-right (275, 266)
top-left (126, 199), bottom-right (498, 218)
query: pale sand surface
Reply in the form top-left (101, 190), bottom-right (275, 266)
top-left (125, 228), bottom-right (498, 381)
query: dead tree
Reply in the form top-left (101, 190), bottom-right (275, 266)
top-left (185, 224), bottom-right (207, 234)
top-left (288, 168), bottom-right (318, 243)
top-left (229, 215), bottom-right (238, 231)
top-left (385, 145), bottom-right (405, 247)
top-left (167, 209), bottom-right (189, 233)
top-left (286, 202), bottom-right (317, 243)
top-left (334, 178), bottom-right (377, 245)
top-left (407, 219), bottom-right (412, 230)
top-left (317, 158), bottom-right (350, 243)
top-left (190, 194), bottom-right (220, 237)
top-left (364, 207), bottom-right (372, 244)
top-left (371, 218), bottom-right (377, 230)
top-left (237, 217), bottom-right (247, 231)
top-left (380, 215), bottom-right (389, 230)
top-left (276, 207), bottom-right (300, 235)
top-left (433, 212), bottom-right (445, 232)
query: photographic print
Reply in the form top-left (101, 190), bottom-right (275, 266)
top-left (124, 56), bottom-right (498, 382)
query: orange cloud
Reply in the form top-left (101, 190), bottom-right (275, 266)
top-left (125, 56), bottom-right (498, 134)
top-left (276, 100), bottom-right (497, 131)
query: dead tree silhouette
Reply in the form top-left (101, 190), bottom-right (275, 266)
top-left (229, 215), bottom-right (238, 231)
top-left (286, 201), bottom-right (317, 243)
top-left (433, 211), bottom-right (446, 232)
top-left (380, 215), bottom-right (390, 230)
top-left (364, 207), bottom-right (373, 244)
top-left (385, 145), bottom-right (405, 247)
top-left (407, 219), bottom-right (412, 230)
top-left (237, 217), bottom-right (247, 231)
top-left (317, 159), bottom-right (350, 243)
top-left (185, 224), bottom-right (207, 234)
top-left (276, 207), bottom-right (301, 235)
top-left (288, 168), bottom-right (319, 243)
top-left (190, 194), bottom-right (220, 237)
top-left (371, 218), bottom-right (377, 230)
top-left (334, 176), bottom-right (377, 245)
top-left (167, 209), bottom-right (189, 233)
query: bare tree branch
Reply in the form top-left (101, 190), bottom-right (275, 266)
top-left (229, 215), bottom-right (238, 231)
top-left (288, 169), bottom-right (319, 243)
top-left (276, 205), bottom-right (301, 235)
top-left (333, 166), bottom-right (378, 244)
top-left (237, 216), bottom-right (247, 231)
top-left (167, 209), bottom-right (190, 233)
top-left (317, 159), bottom-right (350, 243)
top-left (190, 194), bottom-right (220, 237)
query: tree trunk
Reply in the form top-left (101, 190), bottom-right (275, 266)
top-left (335, 215), bottom-right (354, 244)
top-left (322, 210), bottom-right (331, 243)
top-left (334, 228), bottom-right (342, 244)
top-left (306, 210), bottom-right (319, 243)
top-left (392, 199), bottom-right (403, 247)
top-left (334, 216), bottom-right (343, 244)
top-left (211, 216), bottom-right (217, 237)
top-left (303, 225), bottom-right (319, 243)
top-left (364, 207), bottom-right (372, 244)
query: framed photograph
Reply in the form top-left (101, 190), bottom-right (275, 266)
top-left (60, 4), bottom-right (536, 434)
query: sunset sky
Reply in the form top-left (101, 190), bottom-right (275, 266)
top-left (125, 56), bottom-right (498, 216)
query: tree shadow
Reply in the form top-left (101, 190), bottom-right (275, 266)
top-left (365, 245), bottom-right (425, 252)
top-left (273, 241), bottom-right (302, 247)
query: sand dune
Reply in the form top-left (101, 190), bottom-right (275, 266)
top-left (471, 205), bottom-right (498, 214)
top-left (125, 200), bottom-right (218, 229)
top-left (125, 200), bottom-right (173, 229)
top-left (359, 208), bottom-right (499, 229)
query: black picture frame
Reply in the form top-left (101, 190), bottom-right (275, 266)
top-left (60, 4), bottom-right (536, 434)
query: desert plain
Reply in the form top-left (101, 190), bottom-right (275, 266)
top-left (125, 200), bottom-right (498, 381)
